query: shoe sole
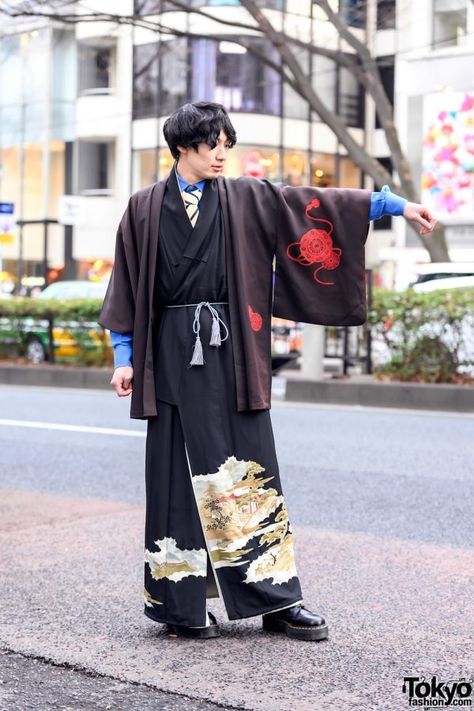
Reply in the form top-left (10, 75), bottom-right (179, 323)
top-left (262, 617), bottom-right (329, 641)
top-left (166, 624), bottom-right (220, 639)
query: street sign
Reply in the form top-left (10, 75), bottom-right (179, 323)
top-left (58, 195), bottom-right (81, 226)
top-left (0, 202), bottom-right (16, 244)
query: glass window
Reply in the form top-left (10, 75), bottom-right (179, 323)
top-left (77, 140), bottom-right (114, 194)
top-left (283, 49), bottom-right (310, 120)
top-left (133, 0), bottom-right (284, 11)
top-left (190, 38), bottom-right (281, 116)
top-left (133, 39), bottom-right (187, 120)
top-left (223, 146), bottom-right (280, 180)
top-left (190, 0), bottom-right (283, 7)
top-left (312, 55), bottom-right (336, 119)
top-left (375, 56), bottom-right (394, 129)
top-left (133, 149), bottom-right (158, 190)
top-left (373, 156), bottom-right (393, 230)
top-left (52, 29), bottom-right (76, 142)
top-left (133, 43), bottom-right (159, 119)
top-left (310, 153), bottom-right (336, 187)
top-left (339, 64), bottom-right (364, 129)
top-left (78, 42), bottom-right (114, 94)
top-left (433, 0), bottom-right (467, 48)
top-left (339, 156), bottom-right (361, 188)
top-left (159, 148), bottom-right (175, 176)
top-left (377, 0), bottom-right (396, 30)
top-left (160, 39), bottom-right (188, 116)
top-left (134, 0), bottom-right (174, 14)
top-left (283, 150), bottom-right (309, 186)
top-left (340, 0), bottom-right (365, 28)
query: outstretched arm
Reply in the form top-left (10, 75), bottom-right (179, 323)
top-left (370, 185), bottom-right (437, 235)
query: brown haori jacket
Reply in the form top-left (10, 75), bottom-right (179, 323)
top-left (98, 174), bottom-right (371, 419)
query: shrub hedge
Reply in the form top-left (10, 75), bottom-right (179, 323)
top-left (368, 287), bottom-right (474, 383)
top-left (1, 290), bottom-right (473, 382)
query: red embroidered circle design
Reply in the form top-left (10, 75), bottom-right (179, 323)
top-left (321, 247), bottom-right (341, 270)
top-left (299, 229), bottom-right (333, 264)
top-left (286, 196), bottom-right (342, 287)
top-left (248, 305), bottom-right (263, 332)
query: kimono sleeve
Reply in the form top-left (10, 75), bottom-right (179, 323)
top-left (98, 198), bottom-right (139, 333)
top-left (272, 185), bottom-right (371, 326)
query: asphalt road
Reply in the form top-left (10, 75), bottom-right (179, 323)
top-left (0, 384), bottom-right (473, 711)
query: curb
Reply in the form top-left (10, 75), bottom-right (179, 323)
top-left (0, 364), bottom-right (111, 390)
top-left (1, 364), bottom-right (473, 413)
top-left (284, 378), bottom-right (474, 413)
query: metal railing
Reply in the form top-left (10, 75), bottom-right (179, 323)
top-left (323, 269), bottom-right (373, 375)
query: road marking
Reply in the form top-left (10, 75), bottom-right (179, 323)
top-left (0, 419), bottom-right (146, 437)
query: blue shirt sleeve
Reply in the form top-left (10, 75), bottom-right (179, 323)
top-left (370, 184), bottom-right (407, 221)
top-left (110, 330), bottom-right (133, 368)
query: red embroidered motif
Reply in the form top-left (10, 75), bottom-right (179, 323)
top-left (286, 197), bottom-right (342, 286)
top-left (248, 305), bottom-right (263, 332)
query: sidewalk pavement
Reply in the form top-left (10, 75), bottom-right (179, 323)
top-left (0, 489), bottom-right (472, 711)
top-left (0, 362), bottom-right (473, 412)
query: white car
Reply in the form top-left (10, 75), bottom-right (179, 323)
top-left (409, 262), bottom-right (474, 293)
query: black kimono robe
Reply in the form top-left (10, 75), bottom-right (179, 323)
top-left (99, 172), bottom-right (371, 627)
top-left (99, 174), bottom-right (371, 419)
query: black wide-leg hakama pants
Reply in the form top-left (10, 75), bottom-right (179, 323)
top-left (144, 304), bottom-right (303, 628)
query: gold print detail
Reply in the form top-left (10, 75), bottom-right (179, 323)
top-left (144, 588), bottom-right (163, 608)
top-left (145, 537), bottom-right (207, 583)
top-left (191, 456), bottom-right (298, 584)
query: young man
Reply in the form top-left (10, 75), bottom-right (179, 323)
top-left (99, 102), bottom-right (436, 641)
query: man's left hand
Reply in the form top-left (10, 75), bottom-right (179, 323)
top-left (403, 202), bottom-right (437, 236)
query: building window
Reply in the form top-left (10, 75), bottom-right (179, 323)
top-left (133, 39), bottom-right (187, 119)
top-left (312, 56), bottom-right (337, 117)
top-left (133, 43), bottom-right (158, 119)
top-left (78, 42), bottom-right (115, 95)
top-left (223, 145), bottom-right (280, 180)
top-left (339, 64), bottom-right (365, 129)
top-left (375, 56), bottom-right (394, 129)
top-left (340, 156), bottom-right (361, 189)
top-left (310, 153), bottom-right (336, 187)
top-left (340, 0), bottom-right (365, 28)
top-left (134, 0), bottom-right (173, 14)
top-left (377, 0), bottom-right (396, 30)
top-left (133, 149), bottom-right (158, 191)
top-left (191, 39), bottom-right (281, 116)
top-left (77, 140), bottom-right (114, 195)
top-left (283, 150), bottom-right (309, 186)
top-left (433, 0), bottom-right (467, 49)
top-left (283, 46), bottom-right (310, 120)
top-left (373, 157), bottom-right (393, 231)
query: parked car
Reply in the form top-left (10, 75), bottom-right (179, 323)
top-left (409, 262), bottom-right (474, 292)
top-left (0, 280), bottom-right (110, 364)
top-left (412, 275), bottom-right (474, 293)
top-left (1, 279), bottom-right (302, 371)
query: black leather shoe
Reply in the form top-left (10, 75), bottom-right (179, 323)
top-left (165, 611), bottom-right (220, 639)
top-left (262, 604), bottom-right (329, 641)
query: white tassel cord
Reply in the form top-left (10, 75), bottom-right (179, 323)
top-left (189, 302), bottom-right (229, 366)
top-left (190, 335), bottom-right (204, 365)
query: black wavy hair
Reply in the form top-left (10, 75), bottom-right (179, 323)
top-left (163, 101), bottom-right (237, 161)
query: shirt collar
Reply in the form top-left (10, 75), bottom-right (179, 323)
top-left (175, 166), bottom-right (206, 195)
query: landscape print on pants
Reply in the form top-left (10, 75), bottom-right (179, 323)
top-left (191, 456), bottom-right (298, 586)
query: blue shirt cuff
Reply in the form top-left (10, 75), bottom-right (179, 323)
top-left (110, 330), bottom-right (133, 368)
top-left (370, 185), bottom-right (407, 221)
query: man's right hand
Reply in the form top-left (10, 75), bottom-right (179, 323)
top-left (110, 366), bottom-right (134, 397)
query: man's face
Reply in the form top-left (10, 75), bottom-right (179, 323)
top-left (177, 130), bottom-right (231, 181)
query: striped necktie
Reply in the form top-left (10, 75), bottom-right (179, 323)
top-left (182, 184), bottom-right (203, 228)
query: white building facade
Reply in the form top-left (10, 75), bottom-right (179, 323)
top-left (3, 0), bottom-right (468, 291)
top-left (388, 0), bottom-right (474, 286)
